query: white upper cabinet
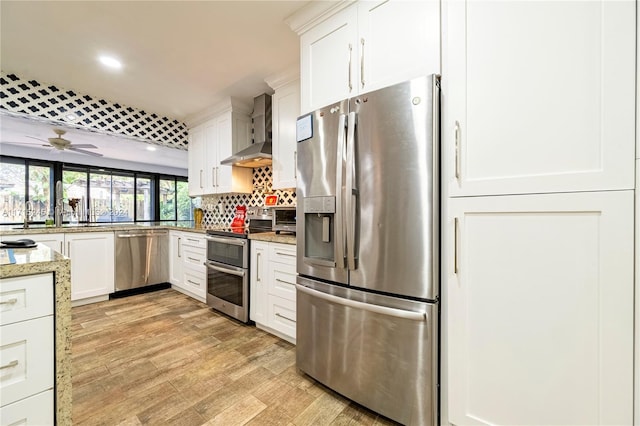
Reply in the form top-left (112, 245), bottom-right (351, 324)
top-left (447, 190), bottom-right (634, 425)
top-left (188, 101), bottom-right (253, 196)
top-left (443, 0), bottom-right (636, 196)
top-left (187, 125), bottom-right (206, 196)
top-left (271, 79), bottom-right (300, 190)
top-left (301, 5), bottom-right (358, 113)
top-left (299, 0), bottom-right (440, 114)
top-left (357, 0), bottom-right (440, 95)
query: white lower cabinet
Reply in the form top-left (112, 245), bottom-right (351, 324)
top-left (170, 232), bottom-right (206, 302)
top-left (67, 232), bottom-right (115, 303)
top-left (0, 273), bottom-right (54, 425)
top-left (446, 190), bottom-right (634, 425)
top-left (250, 241), bottom-right (268, 325)
top-left (0, 389), bottom-right (54, 426)
top-left (250, 241), bottom-right (297, 343)
top-left (169, 231), bottom-right (184, 286)
top-left (3, 232), bottom-right (115, 304)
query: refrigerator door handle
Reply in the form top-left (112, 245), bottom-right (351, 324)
top-left (335, 113), bottom-right (347, 269)
top-left (296, 284), bottom-right (427, 321)
top-left (346, 111), bottom-right (357, 271)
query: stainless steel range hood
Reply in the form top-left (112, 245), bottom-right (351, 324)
top-left (221, 93), bottom-right (272, 167)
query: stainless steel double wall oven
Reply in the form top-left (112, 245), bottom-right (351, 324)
top-left (204, 217), bottom-right (271, 323)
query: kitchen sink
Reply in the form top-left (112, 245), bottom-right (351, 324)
top-left (12, 224), bottom-right (49, 230)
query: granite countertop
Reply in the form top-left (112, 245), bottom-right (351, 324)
top-left (0, 243), bottom-right (72, 425)
top-left (0, 221), bottom-right (211, 236)
top-left (0, 242), bottom-right (69, 274)
top-left (249, 232), bottom-right (297, 245)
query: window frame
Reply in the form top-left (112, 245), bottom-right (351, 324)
top-left (0, 155), bottom-right (189, 225)
top-left (0, 157), bottom-right (55, 225)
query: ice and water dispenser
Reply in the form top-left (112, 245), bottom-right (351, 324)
top-left (303, 196), bottom-right (337, 266)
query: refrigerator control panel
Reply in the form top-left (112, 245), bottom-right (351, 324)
top-left (303, 196), bottom-right (335, 213)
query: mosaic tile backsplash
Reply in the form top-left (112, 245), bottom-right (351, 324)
top-left (0, 71), bottom-right (188, 149)
top-left (200, 166), bottom-right (296, 226)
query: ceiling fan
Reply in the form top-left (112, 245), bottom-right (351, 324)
top-left (6, 128), bottom-right (103, 157)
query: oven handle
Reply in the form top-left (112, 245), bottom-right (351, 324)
top-left (204, 235), bottom-right (247, 247)
top-left (204, 261), bottom-right (246, 277)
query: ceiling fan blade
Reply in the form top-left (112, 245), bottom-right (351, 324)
top-left (1, 141), bottom-right (41, 145)
top-left (25, 135), bottom-right (49, 143)
top-left (68, 147), bottom-right (103, 157)
top-left (1, 142), bottom-right (53, 151)
top-left (69, 143), bottom-right (98, 149)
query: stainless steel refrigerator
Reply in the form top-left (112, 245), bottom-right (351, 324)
top-left (295, 75), bottom-right (440, 425)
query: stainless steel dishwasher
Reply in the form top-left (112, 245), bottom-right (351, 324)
top-left (114, 229), bottom-right (169, 292)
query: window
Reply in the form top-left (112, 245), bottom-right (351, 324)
top-left (0, 159), bottom-right (53, 224)
top-left (1, 156), bottom-right (188, 224)
top-left (159, 178), bottom-right (176, 220)
top-left (110, 174), bottom-right (134, 222)
top-left (177, 180), bottom-right (192, 220)
top-left (136, 176), bottom-right (154, 221)
top-left (160, 177), bottom-right (193, 221)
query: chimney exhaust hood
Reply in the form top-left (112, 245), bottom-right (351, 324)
top-left (221, 93), bottom-right (272, 167)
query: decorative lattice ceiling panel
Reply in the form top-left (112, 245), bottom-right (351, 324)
top-left (0, 72), bottom-right (188, 149)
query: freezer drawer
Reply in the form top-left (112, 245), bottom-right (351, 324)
top-left (296, 277), bottom-right (438, 425)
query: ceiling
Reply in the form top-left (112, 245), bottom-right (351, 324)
top-left (0, 0), bottom-right (309, 170)
top-left (0, 114), bottom-right (189, 176)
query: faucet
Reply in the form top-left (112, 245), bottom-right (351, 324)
top-left (54, 180), bottom-right (63, 228)
top-left (24, 200), bottom-right (33, 229)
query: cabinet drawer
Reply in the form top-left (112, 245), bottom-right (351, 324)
top-left (0, 273), bottom-right (53, 326)
top-left (269, 244), bottom-right (296, 265)
top-left (183, 265), bottom-right (206, 299)
top-left (0, 389), bottom-right (53, 424)
top-left (183, 246), bottom-right (206, 267)
top-left (1, 316), bottom-right (54, 407)
top-left (269, 264), bottom-right (297, 301)
top-left (268, 295), bottom-right (296, 341)
top-left (182, 234), bottom-right (206, 249)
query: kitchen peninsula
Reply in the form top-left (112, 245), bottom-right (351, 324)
top-left (0, 244), bottom-right (72, 425)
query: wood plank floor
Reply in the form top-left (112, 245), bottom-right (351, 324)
top-left (71, 289), bottom-right (398, 425)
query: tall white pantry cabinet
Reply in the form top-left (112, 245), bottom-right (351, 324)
top-left (441, 0), bottom-right (636, 425)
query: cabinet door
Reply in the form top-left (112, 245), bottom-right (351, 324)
top-left (0, 273), bottom-right (53, 326)
top-left (0, 316), bottom-right (54, 406)
top-left (636, 159), bottom-right (640, 420)
top-left (357, 0), bottom-right (440, 94)
top-left (0, 389), bottom-right (53, 426)
top-left (1, 233), bottom-right (64, 254)
top-left (182, 264), bottom-right (206, 301)
top-left (444, 0), bottom-right (635, 197)
top-left (169, 231), bottom-right (183, 286)
top-left (272, 80), bottom-right (300, 190)
top-left (300, 5), bottom-right (358, 114)
top-left (447, 191), bottom-right (633, 425)
top-left (67, 232), bottom-right (115, 301)
top-left (203, 119), bottom-right (218, 195)
top-left (249, 241), bottom-right (268, 324)
top-left (188, 125), bottom-right (206, 196)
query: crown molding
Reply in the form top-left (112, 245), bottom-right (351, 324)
top-left (264, 66), bottom-right (300, 91)
top-left (285, 0), bottom-right (355, 35)
top-left (184, 96), bottom-right (253, 128)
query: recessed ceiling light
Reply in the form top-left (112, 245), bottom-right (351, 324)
top-left (98, 55), bottom-right (123, 70)
top-left (65, 113), bottom-right (78, 121)
top-left (146, 146), bottom-right (157, 151)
